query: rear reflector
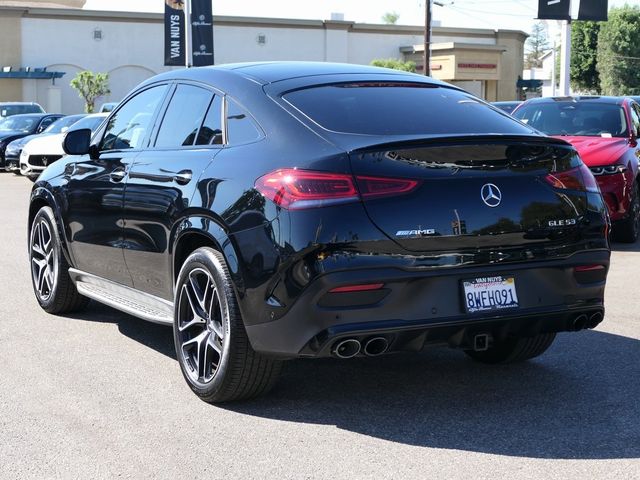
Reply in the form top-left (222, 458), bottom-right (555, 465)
top-left (329, 283), bottom-right (385, 293)
top-left (545, 164), bottom-right (599, 193)
top-left (574, 265), bottom-right (606, 272)
top-left (255, 169), bottom-right (420, 210)
top-left (573, 264), bottom-right (607, 284)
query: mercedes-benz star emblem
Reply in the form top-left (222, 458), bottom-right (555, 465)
top-left (481, 183), bottom-right (502, 208)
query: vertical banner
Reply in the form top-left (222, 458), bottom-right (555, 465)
top-left (578, 0), bottom-right (608, 21)
top-left (164, 0), bottom-right (186, 66)
top-left (191, 0), bottom-right (214, 66)
top-left (537, 0), bottom-right (571, 20)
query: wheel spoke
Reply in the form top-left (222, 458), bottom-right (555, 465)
top-left (183, 280), bottom-right (206, 320)
top-left (207, 332), bottom-right (222, 355)
top-left (32, 224), bottom-right (46, 258)
top-left (44, 269), bottom-right (54, 293)
top-left (189, 272), bottom-right (206, 308)
top-left (208, 288), bottom-right (225, 339)
top-left (37, 264), bottom-right (48, 294)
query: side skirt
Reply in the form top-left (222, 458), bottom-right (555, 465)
top-left (68, 268), bottom-right (174, 326)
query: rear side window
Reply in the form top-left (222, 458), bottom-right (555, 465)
top-left (226, 99), bottom-right (262, 145)
top-left (156, 85), bottom-right (213, 148)
top-left (283, 83), bottom-right (532, 136)
top-left (196, 95), bottom-right (223, 145)
top-left (100, 85), bottom-right (167, 151)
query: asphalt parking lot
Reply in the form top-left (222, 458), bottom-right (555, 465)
top-left (0, 173), bottom-right (638, 479)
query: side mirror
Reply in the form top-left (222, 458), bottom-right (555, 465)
top-left (63, 128), bottom-right (92, 156)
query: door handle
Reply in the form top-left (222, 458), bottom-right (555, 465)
top-left (110, 168), bottom-right (126, 183)
top-left (174, 170), bottom-right (192, 185)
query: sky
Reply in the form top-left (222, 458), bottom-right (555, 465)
top-left (82, 0), bottom-right (638, 37)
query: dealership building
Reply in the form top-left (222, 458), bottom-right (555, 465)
top-left (0, 0), bottom-right (527, 114)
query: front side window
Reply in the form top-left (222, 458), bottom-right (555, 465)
top-left (631, 103), bottom-right (640, 137)
top-left (100, 85), bottom-right (168, 151)
top-left (38, 116), bottom-right (57, 131)
top-left (155, 85), bottom-right (213, 148)
top-left (514, 101), bottom-right (629, 138)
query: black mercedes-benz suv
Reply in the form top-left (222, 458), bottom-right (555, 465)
top-left (28, 63), bottom-right (610, 403)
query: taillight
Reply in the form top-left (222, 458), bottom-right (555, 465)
top-left (545, 163), bottom-right (599, 193)
top-left (255, 169), bottom-right (420, 210)
top-left (356, 176), bottom-right (419, 198)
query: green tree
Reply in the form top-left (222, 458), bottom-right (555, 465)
top-left (525, 22), bottom-right (550, 69)
top-left (571, 21), bottom-right (601, 93)
top-left (597, 5), bottom-right (640, 95)
top-left (370, 58), bottom-right (416, 72)
top-left (70, 71), bottom-right (110, 113)
top-left (382, 11), bottom-right (399, 24)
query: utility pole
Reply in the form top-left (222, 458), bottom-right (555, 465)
top-left (424, 0), bottom-right (431, 76)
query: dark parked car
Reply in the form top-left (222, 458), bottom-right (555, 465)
top-left (0, 102), bottom-right (45, 118)
top-left (5, 114), bottom-right (87, 172)
top-left (513, 96), bottom-right (640, 242)
top-left (29, 63), bottom-right (610, 403)
top-left (492, 101), bottom-right (522, 114)
top-left (0, 113), bottom-right (63, 169)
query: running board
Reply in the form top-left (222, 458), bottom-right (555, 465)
top-left (68, 268), bottom-right (174, 325)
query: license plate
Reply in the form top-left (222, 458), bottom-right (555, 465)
top-left (463, 275), bottom-right (519, 313)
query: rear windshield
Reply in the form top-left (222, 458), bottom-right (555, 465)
top-left (283, 82), bottom-right (532, 136)
top-left (513, 101), bottom-right (628, 137)
top-left (0, 104), bottom-right (44, 117)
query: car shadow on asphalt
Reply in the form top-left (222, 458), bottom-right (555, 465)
top-left (64, 301), bottom-right (176, 359)
top-left (228, 330), bottom-right (640, 460)
top-left (65, 302), bottom-right (640, 460)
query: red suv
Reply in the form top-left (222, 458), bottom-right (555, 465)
top-left (513, 96), bottom-right (640, 242)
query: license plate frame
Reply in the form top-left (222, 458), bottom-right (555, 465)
top-left (462, 275), bottom-right (519, 314)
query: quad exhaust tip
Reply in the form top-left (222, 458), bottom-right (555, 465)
top-left (363, 337), bottom-right (389, 356)
top-left (333, 339), bottom-right (361, 359)
top-left (589, 311), bottom-right (603, 327)
top-left (572, 314), bottom-right (588, 331)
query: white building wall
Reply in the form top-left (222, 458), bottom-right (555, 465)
top-left (347, 32), bottom-right (423, 64)
top-left (212, 25), bottom-right (325, 64)
top-left (21, 17), bottom-right (171, 112)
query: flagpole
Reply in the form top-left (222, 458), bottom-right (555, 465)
top-left (185, 0), bottom-right (192, 68)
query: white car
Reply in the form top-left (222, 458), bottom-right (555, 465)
top-left (20, 113), bottom-right (107, 178)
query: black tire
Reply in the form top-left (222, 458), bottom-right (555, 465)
top-left (464, 333), bottom-right (556, 364)
top-left (613, 181), bottom-right (640, 243)
top-left (29, 206), bottom-right (89, 314)
top-left (173, 247), bottom-right (281, 403)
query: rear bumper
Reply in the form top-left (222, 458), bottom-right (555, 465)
top-left (245, 249), bottom-right (609, 358)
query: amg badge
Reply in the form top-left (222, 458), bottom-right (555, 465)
top-left (396, 229), bottom-right (436, 237)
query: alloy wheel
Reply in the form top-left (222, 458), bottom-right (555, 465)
top-left (30, 218), bottom-right (58, 301)
top-left (176, 268), bottom-right (226, 386)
